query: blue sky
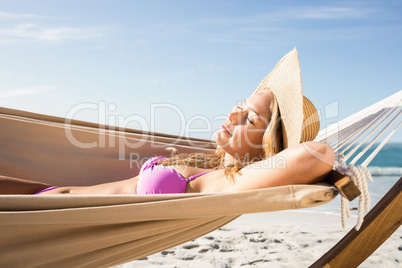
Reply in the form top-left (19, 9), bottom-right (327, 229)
top-left (0, 0), bottom-right (401, 141)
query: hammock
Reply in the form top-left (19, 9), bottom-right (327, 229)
top-left (0, 90), bottom-right (400, 268)
top-left (316, 90), bottom-right (402, 229)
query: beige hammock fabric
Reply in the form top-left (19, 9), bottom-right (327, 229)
top-left (0, 107), bottom-right (336, 268)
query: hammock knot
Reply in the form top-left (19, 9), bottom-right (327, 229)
top-left (333, 153), bottom-right (373, 231)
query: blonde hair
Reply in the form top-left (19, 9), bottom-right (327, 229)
top-left (262, 92), bottom-right (283, 158)
top-left (160, 90), bottom-right (283, 182)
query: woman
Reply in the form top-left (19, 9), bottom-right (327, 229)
top-left (1, 48), bottom-right (335, 195)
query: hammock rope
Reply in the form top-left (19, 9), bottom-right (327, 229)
top-left (362, 121), bottom-right (401, 167)
top-left (316, 90), bottom-right (401, 230)
top-left (333, 154), bottom-right (372, 229)
top-left (349, 109), bottom-right (401, 165)
top-left (338, 109), bottom-right (389, 155)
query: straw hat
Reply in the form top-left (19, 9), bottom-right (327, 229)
top-left (253, 48), bottom-right (320, 150)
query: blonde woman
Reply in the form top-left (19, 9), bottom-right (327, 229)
top-left (1, 49), bottom-right (334, 195)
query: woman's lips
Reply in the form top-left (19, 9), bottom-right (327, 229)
top-left (221, 124), bottom-right (232, 137)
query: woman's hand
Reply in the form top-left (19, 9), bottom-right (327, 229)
top-left (0, 175), bottom-right (52, 194)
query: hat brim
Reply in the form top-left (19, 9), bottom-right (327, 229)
top-left (253, 48), bottom-right (304, 149)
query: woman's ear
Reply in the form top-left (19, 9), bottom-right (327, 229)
top-left (259, 151), bottom-right (266, 160)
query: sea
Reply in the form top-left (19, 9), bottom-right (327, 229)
top-left (305, 142), bottom-right (402, 216)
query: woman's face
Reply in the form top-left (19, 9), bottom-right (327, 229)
top-left (215, 91), bottom-right (273, 161)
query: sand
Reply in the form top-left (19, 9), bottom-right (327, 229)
top-left (114, 211), bottom-right (401, 268)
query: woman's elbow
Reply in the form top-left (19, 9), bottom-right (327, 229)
top-left (299, 142), bottom-right (334, 182)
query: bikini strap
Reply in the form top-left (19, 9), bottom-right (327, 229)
top-left (187, 171), bottom-right (212, 182)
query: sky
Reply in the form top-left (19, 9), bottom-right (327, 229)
top-left (0, 0), bottom-right (401, 142)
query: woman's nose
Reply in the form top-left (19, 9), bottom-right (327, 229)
top-left (227, 110), bottom-right (245, 125)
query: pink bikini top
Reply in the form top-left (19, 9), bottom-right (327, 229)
top-left (136, 156), bottom-right (212, 194)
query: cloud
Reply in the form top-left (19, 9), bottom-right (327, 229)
top-left (0, 10), bottom-right (50, 20)
top-left (0, 10), bottom-right (107, 44)
top-left (152, 4), bottom-right (376, 48)
top-left (196, 4), bottom-right (374, 30)
top-left (263, 6), bottom-right (374, 20)
top-left (191, 4), bottom-right (381, 48)
top-left (0, 85), bottom-right (55, 99)
top-left (0, 23), bottom-right (106, 44)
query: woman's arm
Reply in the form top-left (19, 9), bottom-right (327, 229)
top-left (0, 174), bottom-right (140, 195)
top-left (228, 142), bottom-right (334, 191)
top-left (38, 176), bottom-right (140, 195)
top-left (0, 175), bottom-right (52, 194)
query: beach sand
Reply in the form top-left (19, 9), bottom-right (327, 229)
top-left (116, 211), bottom-right (401, 268)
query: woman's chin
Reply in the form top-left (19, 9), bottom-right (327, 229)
top-left (214, 131), bottom-right (227, 145)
